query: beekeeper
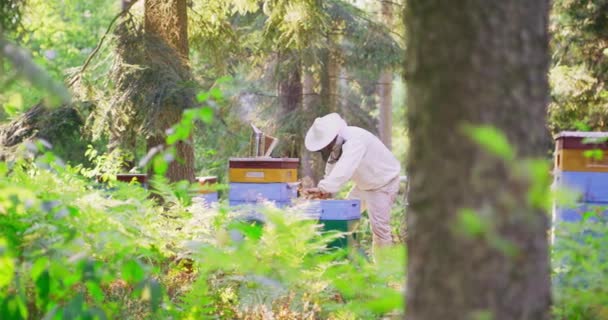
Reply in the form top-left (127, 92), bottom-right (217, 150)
top-left (303, 113), bottom-right (401, 246)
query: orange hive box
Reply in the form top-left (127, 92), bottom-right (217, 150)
top-left (555, 131), bottom-right (608, 172)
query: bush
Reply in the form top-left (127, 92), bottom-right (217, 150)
top-left (0, 147), bottom-right (406, 319)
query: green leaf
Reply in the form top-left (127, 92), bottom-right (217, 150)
top-left (35, 270), bottom-right (50, 306)
top-left (0, 239), bottom-right (14, 289)
top-left (0, 162), bottom-right (8, 177)
top-left (122, 260), bottom-right (145, 284)
top-left (464, 125), bottom-right (514, 161)
top-left (196, 92), bottom-right (210, 102)
top-left (456, 209), bottom-right (487, 237)
top-left (153, 154), bottom-right (169, 175)
top-left (3, 93), bottom-right (23, 116)
top-left (525, 159), bottom-right (552, 210)
top-left (574, 120), bottom-right (590, 131)
top-left (215, 75), bottom-right (233, 84)
top-left (228, 221), bottom-right (264, 241)
top-left (583, 149), bottom-right (603, 160)
top-left (85, 281), bottom-right (105, 303)
top-left (199, 107), bottom-right (214, 124)
top-left (1, 295), bottom-right (28, 320)
top-left (31, 257), bottom-right (49, 282)
top-left (209, 87), bottom-right (223, 100)
top-left (582, 210), bottom-right (595, 222)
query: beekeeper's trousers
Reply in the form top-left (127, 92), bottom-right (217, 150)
top-left (348, 176), bottom-right (400, 247)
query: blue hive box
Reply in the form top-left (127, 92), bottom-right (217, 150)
top-left (194, 192), bottom-right (218, 205)
top-left (299, 200), bottom-right (361, 220)
top-left (228, 183), bottom-right (297, 203)
top-left (555, 171), bottom-right (608, 203)
top-left (554, 202), bottom-right (608, 223)
top-left (229, 200), bottom-right (290, 208)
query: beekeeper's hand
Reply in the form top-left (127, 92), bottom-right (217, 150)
top-left (301, 187), bottom-right (331, 199)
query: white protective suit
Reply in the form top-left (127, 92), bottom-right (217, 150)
top-left (318, 126), bottom-right (401, 246)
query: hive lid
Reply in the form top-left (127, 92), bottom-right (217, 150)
top-left (229, 157), bottom-right (300, 169)
top-left (555, 131), bottom-right (608, 150)
top-left (555, 131), bottom-right (608, 140)
top-left (229, 157), bottom-right (299, 162)
top-left (197, 176), bottom-right (218, 184)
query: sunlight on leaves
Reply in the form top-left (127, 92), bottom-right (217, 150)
top-left (463, 125), bottom-right (515, 161)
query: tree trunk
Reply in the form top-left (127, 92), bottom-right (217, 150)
top-left (301, 68), bottom-right (315, 180)
top-left (278, 57), bottom-right (302, 115)
top-left (300, 65), bottom-right (326, 183)
top-left (377, 0), bottom-right (393, 150)
top-left (275, 52), bottom-right (303, 158)
top-left (327, 50), bottom-right (340, 113)
top-left (321, 26), bottom-right (342, 114)
top-left (144, 0), bottom-right (195, 182)
top-left (404, 1), bottom-right (551, 320)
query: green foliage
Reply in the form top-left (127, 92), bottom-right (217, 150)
top-left (178, 208), bottom-right (405, 319)
top-left (0, 145), bottom-right (406, 318)
top-left (0, 153), bottom-right (171, 319)
top-left (552, 220), bottom-right (608, 320)
top-left (549, 0), bottom-right (608, 133)
top-left (0, 0), bottom-right (24, 32)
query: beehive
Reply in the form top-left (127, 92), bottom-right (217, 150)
top-left (195, 176), bottom-right (218, 205)
top-left (197, 176), bottom-right (218, 194)
top-left (299, 200), bottom-right (362, 249)
top-left (553, 131), bottom-right (608, 242)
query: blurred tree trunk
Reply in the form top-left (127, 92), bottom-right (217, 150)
top-left (377, 1), bottom-right (393, 149)
top-left (404, 1), bottom-right (551, 320)
top-left (144, 0), bottom-right (195, 182)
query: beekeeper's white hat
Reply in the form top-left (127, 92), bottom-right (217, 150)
top-left (304, 113), bottom-right (347, 152)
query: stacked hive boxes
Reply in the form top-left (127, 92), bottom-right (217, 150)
top-left (227, 157), bottom-right (361, 249)
top-left (228, 158), bottom-right (299, 207)
top-left (553, 131), bottom-right (608, 243)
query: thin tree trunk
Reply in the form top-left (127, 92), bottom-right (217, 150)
top-left (279, 56), bottom-right (302, 115)
top-left (377, 0), bottom-right (393, 149)
top-left (404, 1), bottom-right (551, 319)
top-left (301, 67), bottom-right (316, 180)
top-left (276, 52), bottom-right (302, 159)
top-left (327, 50), bottom-right (340, 113)
top-left (144, 0), bottom-right (195, 182)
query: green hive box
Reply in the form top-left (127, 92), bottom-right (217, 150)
top-left (320, 219), bottom-right (360, 249)
top-left (312, 200), bottom-right (362, 249)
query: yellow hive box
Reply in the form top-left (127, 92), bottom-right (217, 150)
top-left (228, 158), bottom-right (299, 183)
top-left (555, 149), bottom-right (608, 172)
top-left (228, 168), bottom-right (298, 183)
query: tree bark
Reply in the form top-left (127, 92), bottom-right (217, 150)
top-left (404, 1), bottom-right (552, 320)
top-left (144, 0), bottom-right (195, 182)
top-left (300, 65), bottom-right (326, 183)
top-left (377, 0), bottom-right (393, 150)
top-left (301, 66), bottom-right (315, 180)
top-left (278, 54), bottom-right (302, 116)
